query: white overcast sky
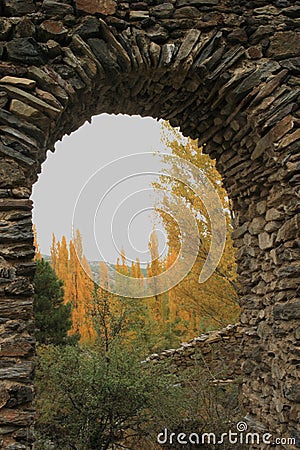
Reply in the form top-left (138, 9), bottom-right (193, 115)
top-left (32, 114), bottom-right (169, 265)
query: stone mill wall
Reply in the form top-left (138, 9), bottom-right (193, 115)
top-left (0, 0), bottom-right (299, 448)
top-left (142, 323), bottom-right (243, 381)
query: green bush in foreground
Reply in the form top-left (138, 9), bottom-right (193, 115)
top-left (35, 343), bottom-right (243, 450)
top-left (35, 344), bottom-right (183, 450)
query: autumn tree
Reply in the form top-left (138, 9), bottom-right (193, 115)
top-left (33, 224), bottom-right (42, 261)
top-left (50, 231), bottom-right (96, 344)
top-left (154, 123), bottom-right (240, 339)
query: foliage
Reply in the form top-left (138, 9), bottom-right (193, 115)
top-left (47, 122), bottom-right (240, 350)
top-left (35, 343), bottom-right (244, 450)
top-left (153, 123), bottom-right (240, 340)
top-left (35, 343), bottom-right (184, 450)
top-left (33, 259), bottom-right (75, 346)
top-left (50, 230), bottom-right (96, 343)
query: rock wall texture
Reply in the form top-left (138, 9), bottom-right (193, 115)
top-left (0, 0), bottom-right (299, 448)
top-left (142, 323), bottom-right (243, 380)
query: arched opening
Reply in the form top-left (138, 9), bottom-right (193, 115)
top-left (32, 113), bottom-right (242, 448)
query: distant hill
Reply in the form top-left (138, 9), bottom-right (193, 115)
top-left (41, 255), bottom-right (147, 284)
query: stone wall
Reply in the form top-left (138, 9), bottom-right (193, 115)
top-left (0, 0), bottom-right (299, 448)
top-left (142, 323), bottom-right (243, 382)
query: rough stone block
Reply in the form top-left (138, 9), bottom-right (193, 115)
top-left (0, 77), bottom-right (36, 90)
top-left (258, 231), bottom-right (274, 249)
top-left (6, 38), bottom-right (44, 66)
top-left (38, 20), bottom-right (68, 43)
top-left (268, 31), bottom-right (300, 59)
top-left (76, 0), bottom-right (117, 15)
top-left (3, 0), bottom-right (35, 16)
top-left (273, 301), bottom-right (300, 321)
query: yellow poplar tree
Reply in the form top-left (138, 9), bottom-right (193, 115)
top-left (50, 231), bottom-right (96, 344)
top-left (154, 122), bottom-right (240, 339)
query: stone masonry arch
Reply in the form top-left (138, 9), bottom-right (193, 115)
top-left (0, 0), bottom-right (299, 448)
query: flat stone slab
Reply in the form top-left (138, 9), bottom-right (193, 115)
top-left (76, 0), bottom-right (117, 15)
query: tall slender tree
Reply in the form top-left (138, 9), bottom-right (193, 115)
top-left (34, 259), bottom-right (74, 345)
top-left (154, 122), bottom-right (240, 337)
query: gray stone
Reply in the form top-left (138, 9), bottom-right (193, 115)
top-left (146, 26), bottom-right (168, 44)
top-left (151, 4), bottom-right (174, 19)
top-left (10, 99), bottom-right (48, 128)
top-left (284, 383), bottom-right (300, 402)
top-left (0, 19), bottom-right (12, 41)
top-left (75, 17), bottom-right (100, 39)
top-left (0, 2), bottom-right (299, 447)
top-left (273, 302), bottom-right (300, 321)
top-left (256, 201), bottom-right (266, 215)
top-left (6, 38), bottom-right (44, 66)
top-left (177, 0), bottom-right (218, 5)
top-left (3, 0), bottom-right (35, 16)
top-left (13, 18), bottom-right (35, 39)
top-left (258, 232), bottom-right (274, 250)
top-left (0, 161), bottom-right (26, 189)
top-left (41, 1), bottom-right (74, 16)
top-left (276, 214), bottom-right (300, 243)
top-left (129, 11), bottom-right (150, 20)
top-left (174, 6), bottom-right (200, 18)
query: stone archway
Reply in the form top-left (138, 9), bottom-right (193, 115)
top-left (0, 0), bottom-right (299, 448)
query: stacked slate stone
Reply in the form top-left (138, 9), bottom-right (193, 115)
top-left (141, 323), bottom-right (243, 382)
top-left (0, 0), bottom-right (299, 448)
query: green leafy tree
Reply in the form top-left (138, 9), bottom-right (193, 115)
top-left (34, 259), bottom-right (76, 345)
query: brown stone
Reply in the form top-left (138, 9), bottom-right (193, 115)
top-left (246, 46), bottom-right (263, 60)
top-left (276, 128), bottom-right (300, 150)
top-left (249, 217), bottom-right (266, 235)
top-left (9, 99), bottom-right (49, 131)
top-left (0, 3), bottom-right (299, 448)
top-left (35, 88), bottom-right (63, 110)
top-left (0, 389), bottom-right (9, 409)
top-left (251, 115), bottom-right (294, 160)
top-left (0, 85), bottom-right (61, 118)
top-left (0, 19), bottom-right (12, 41)
top-left (0, 161), bottom-right (26, 189)
top-left (268, 32), bottom-right (300, 60)
top-left (276, 214), bottom-right (300, 243)
top-left (39, 20), bottom-right (68, 43)
top-left (0, 409), bottom-right (34, 426)
top-left (0, 77), bottom-right (36, 90)
top-left (265, 208), bottom-right (283, 222)
top-left (76, 0), bottom-right (117, 15)
top-left (258, 231), bottom-right (274, 250)
top-left (130, 10), bottom-right (150, 20)
top-left (274, 301), bottom-right (300, 321)
top-left (174, 6), bottom-right (201, 18)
